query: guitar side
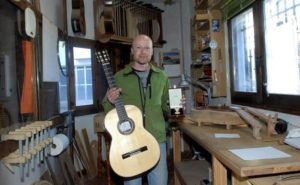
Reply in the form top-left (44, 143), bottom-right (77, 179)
top-left (104, 105), bottom-right (160, 177)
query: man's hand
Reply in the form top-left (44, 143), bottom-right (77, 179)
top-left (107, 87), bottom-right (122, 104)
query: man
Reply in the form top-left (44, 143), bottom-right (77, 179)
top-left (102, 34), bottom-right (170, 185)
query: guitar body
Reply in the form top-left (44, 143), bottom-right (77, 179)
top-left (104, 105), bottom-right (160, 177)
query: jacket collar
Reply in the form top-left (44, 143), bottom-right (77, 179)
top-left (123, 63), bottom-right (160, 75)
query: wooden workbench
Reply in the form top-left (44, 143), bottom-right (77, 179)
top-left (173, 121), bottom-right (300, 185)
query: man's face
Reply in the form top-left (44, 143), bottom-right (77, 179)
top-left (131, 36), bottom-right (153, 65)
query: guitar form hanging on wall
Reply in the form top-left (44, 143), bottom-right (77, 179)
top-left (95, 50), bottom-right (160, 177)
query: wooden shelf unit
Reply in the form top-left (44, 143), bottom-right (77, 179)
top-left (191, 0), bottom-right (226, 99)
top-left (94, 0), bottom-right (164, 46)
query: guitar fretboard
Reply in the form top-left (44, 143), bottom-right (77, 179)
top-left (97, 51), bottom-right (129, 121)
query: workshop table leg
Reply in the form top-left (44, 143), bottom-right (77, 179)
top-left (173, 129), bottom-right (181, 185)
top-left (212, 156), bottom-right (227, 185)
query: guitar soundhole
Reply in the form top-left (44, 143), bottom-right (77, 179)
top-left (118, 119), bottom-right (134, 135)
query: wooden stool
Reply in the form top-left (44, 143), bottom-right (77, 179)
top-left (94, 113), bottom-right (112, 185)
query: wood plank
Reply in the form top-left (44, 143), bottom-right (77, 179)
top-left (73, 150), bottom-right (85, 185)
top-left (233, 108), bottom-right (262, 140)
top-left (45, 157), bottom-right (62, 185)
top-left (58, 150), bottom-right (82, 185)
top-left (90, 140), bottom-right (98, 175)
top-left (243, 107), bottom-right (277, 136)
top-left (74, 130), bottom-right (96, 179)
top-left (190, 109), bottom-right (247, 129)
top-left (81, 128), bottom-right (97, 174)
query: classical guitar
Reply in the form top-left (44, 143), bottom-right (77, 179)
top-left (95, 50), bottom-right (160, 177)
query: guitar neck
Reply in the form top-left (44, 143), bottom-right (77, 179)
top-left (102, 61), bottom-right (129, 121)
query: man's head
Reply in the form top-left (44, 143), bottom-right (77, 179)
top-left (131, 35), bottom-right (153, 67)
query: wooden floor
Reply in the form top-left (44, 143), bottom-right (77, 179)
top-left (86, 151), bottom-right (194, 185)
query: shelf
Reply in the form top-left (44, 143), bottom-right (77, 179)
top-left (191, 62), bottom-right (211, 67)
top-left (195, 13), bottom-right (209, 20)
top-left (96, 34), bottom-right (164, 48)
top-left (208, 0), bottom-right (223, 10)
top-left (191, 1), bottom-right (227, 97)
top-left (175, 160), bottom-right (211, 185)
top-left (195, 19), bottom-right (210, 30)
top-left (94, 0), bottom-right (164, 46)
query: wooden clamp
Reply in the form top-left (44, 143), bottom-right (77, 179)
top-left (23, 123), bottom-right (46, 162)
top-left (13, 129), bottom-right (39, 174)
top-left (33, 121), bottom-right (53, 158)
top-left (18, 127), bottom-right (38, 155)
top-left (1, 132), bottom-right (27, 181)
top-left (189, 109), bottom-right (247, 129)
top-left (31, 122), bottom-right (48, 150)
top-left (243, 107), bottom-right (278, 137)
top-left (8, 131), bottom-right (32, 160)
top-left (230, 106), bottom-right (262, 140)
top-left (16, 127), bottom-right (38, 171)
top-left (2, 150), bottom-right (26, 164)
top-left (0, 121), bottom-right (53, 181)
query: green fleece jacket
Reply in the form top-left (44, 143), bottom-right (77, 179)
top-left (102, 63), bottom-right (170, 143)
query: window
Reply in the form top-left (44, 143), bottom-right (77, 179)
top-left (73, 47), bottom-right (93, 106)
top-left (264, 0), bottom-right (300, 95)
top-left (229, 0), bottom-right (300, 114)
top-left (68, 37), bottom-right (101, 116)
top-left (231, 8), bottom-right (257, 93)
top-left (58, 40), bottom-right (69, 113)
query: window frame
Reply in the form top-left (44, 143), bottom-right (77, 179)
top-left (67, 37), bottom-right (100, 116)
top-left (228, 0), bottom-right (300, 115)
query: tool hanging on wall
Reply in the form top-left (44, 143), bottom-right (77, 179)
top-left (20, 40), bottom-right (34, 114)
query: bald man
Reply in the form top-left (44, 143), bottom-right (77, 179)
top-left (102, 35), bottom-right (170, 185)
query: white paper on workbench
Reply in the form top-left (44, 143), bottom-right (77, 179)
top-left (229, 146), bottom-right (291, 160)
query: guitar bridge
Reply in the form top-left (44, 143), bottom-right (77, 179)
top-left (122, 146), bottom-right (148, 159)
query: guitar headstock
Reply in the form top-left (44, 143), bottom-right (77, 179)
top-left (95, 50), bottom-right (110, 65)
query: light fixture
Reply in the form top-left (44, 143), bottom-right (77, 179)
top-left (179, 74), bottom-right (190, 88)
top-left (178, 73), bottom-right (212, 105)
